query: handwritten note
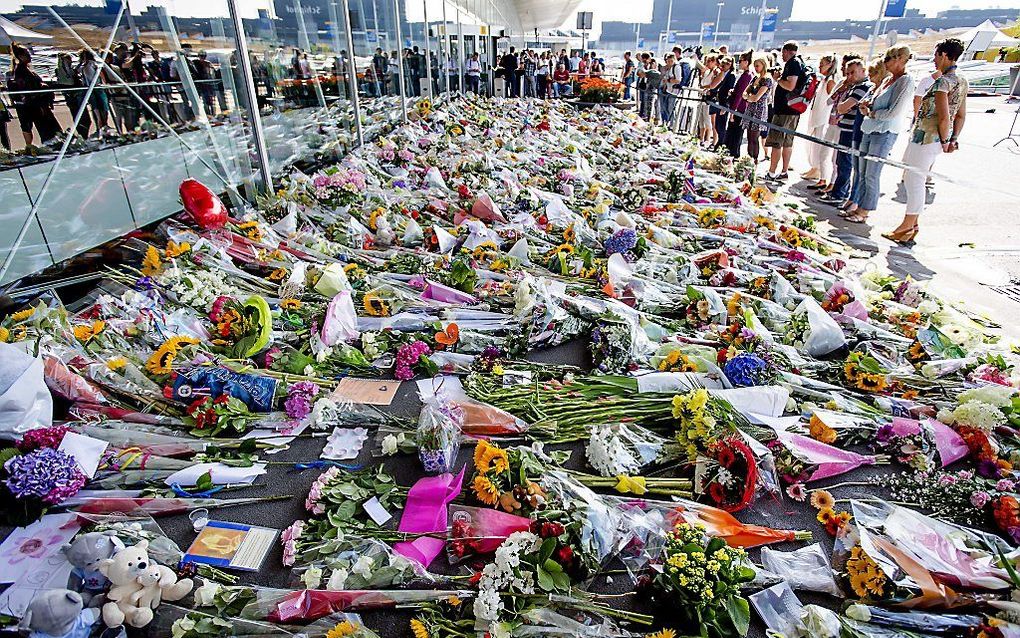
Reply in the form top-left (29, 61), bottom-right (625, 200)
top-left (330, 378), bottom-right (400, 406)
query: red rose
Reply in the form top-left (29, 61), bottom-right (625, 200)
top-left (468, 571), bottom-right (483, 585)
top-left (556, 546), bottom-right (574, 566)
top-left (213, 394), bottom-right (230, 405)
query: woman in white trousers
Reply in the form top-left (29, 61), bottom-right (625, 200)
top-left (883, 38), bottom-right (968, 245)
top-left (802, 55), bottom-right (838, 188)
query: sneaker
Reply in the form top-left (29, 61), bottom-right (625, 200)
top-left (776, 172), bottom-right (789, 181)
top-left (819, 195), bottom-right (844, 205)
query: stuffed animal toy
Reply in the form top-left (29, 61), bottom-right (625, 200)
top-left (18, 589), bottom-right (98, 638)
top-left (61, 531), bottom-right (124, 606)
top-left (97, 540), bottom-right (193, 628)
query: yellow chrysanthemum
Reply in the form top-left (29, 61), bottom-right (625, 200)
top-left (471, 475), bottom-right (500, 505)
top-left (106, 357), bottom-right (127, 371)
top-left (73, 320), bottom-right (106, 344)
top-left (165, 240), bottom-right (191, 258)
top-left (9, 306), bottom-right (36, 322)
top-left (141, 245), bottom-right (162, 276)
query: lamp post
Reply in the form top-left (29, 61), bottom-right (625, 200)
top-left (868, 0), bottom-right (890, 61)
top-left (662, 0), bottom-right (674, 56)
top-left (714, 2), bottom-right (724, 45)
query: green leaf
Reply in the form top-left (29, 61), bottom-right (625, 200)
top-left (195, 471), bottom-right (214, 491)
top-left (543, 558), bottom-right (562, 573)
top-left (539, 537), bottom-right (556, 564)
top-left (724, 595), bottom-right (751, 636)
top-left (537, 567), bottom-right (554, 591)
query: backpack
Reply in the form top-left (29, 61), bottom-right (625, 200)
top-left (786, 57), bottom-right (818, 114)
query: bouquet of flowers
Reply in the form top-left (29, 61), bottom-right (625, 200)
top-left (671, 388), bottom-right (746, 462)
top-left (290, 535), bottom-right (435, 590)
top-left (311, 168), bottom-right (367, 210)
top-left (0, 446), bottom-right (87, 524)
top-left (416, 396), bottom-right (463, 474)
top-left (648, 522), bottom-right (756, 637)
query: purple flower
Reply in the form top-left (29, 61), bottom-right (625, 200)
top-left (603, 228), bottom-right (638, 257)
top-left (395, 340), bottom-right (431, 380)
top-left (876, 424), bottom-right (894, 445)
top-left (284, 381), bottom-right (320, 419)
top-left (970, 490), bottom-right (991, 508)
top-left (997, 479), bottom-right (1016, 492)
top-left (4, 448), bottom-right (86, 504)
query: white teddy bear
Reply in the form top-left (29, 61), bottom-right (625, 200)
top-left (97, 540), bottom-right (193, 628)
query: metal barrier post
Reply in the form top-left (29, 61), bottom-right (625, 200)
top-left (227, 0), bottom-right (273, 192)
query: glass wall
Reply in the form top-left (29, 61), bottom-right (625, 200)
top-left (0, 0), bottom-right (509, 285)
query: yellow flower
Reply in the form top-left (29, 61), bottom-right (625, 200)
top-left (810, 489), bottom-right (835, 511)
top-left (106, 357), bottom-right (127, 371)
top-left (326, 620), bottom-right (358, 638)
top-left (141, 245), bottom-right (162, 276)
top-left (268, 268), bottom-right (288, 282)
top-left (658, 350), bottom-right (697, 373)
top-left (10, 306), bottom-right (36, 322)
top-left (857, 373), bottom-right (887, 393)
top-left (471, 475), bottom-right (500, 505)
top-left (808, 415), bottom-right (838, 444)
top-left (647, 630), bottom-right (677, 638)
top-left (816, 507), bottom-right (836, 525)
top-left (473, 440), bottom-right (509, 473)
top-left (550, 243), bottom-right (574, 255)
top-left (615, 475), bottom-right (647, 495)
top-left (563, 225), bottom-right (575, 242)
top-left (362, 292), bottom-right (391, 317)
top-left (165, 240), bottom-right (191, 258)
top-left (409, 618), bottom-right (430, 638)
top-left (367, 207), bottom-right (385, 231)
top-left (281, 298), bottom-right (302, 310)
top-left (73, 320), bottom-right (106, 344)
top-left (0, 326), bottom-right (9, 342)
top-left (146, 336), bottom-right (199, 375)
top-left (446, 595), bottom-right (463, 606)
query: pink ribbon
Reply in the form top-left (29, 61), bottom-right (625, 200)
top-left (772, 430), bottom-right (877, 482)
top-left (393, 466), bottom-right (465, 567)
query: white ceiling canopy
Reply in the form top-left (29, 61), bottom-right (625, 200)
top-left (512, 0), bottom-right (584, 32)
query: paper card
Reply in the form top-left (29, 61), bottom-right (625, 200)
top-left (183, 520), bottom-right (279, 572)
top-left (57, 431), bottom-right (109, 479)
top-left (362, 496), bottom-right (392, 526)
top-left (501, 370), bottom-right (532, 387)
top-left (164, 462), bottom-right (267, 487)
top-left (330, 378), bottom-right (401, 406)
top-left (0, 513), bottom-right (79, 584)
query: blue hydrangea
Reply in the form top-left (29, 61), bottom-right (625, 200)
top-left (723, 353), bottom-right (770, 387)
top-left (603, 228), bottom-right (638, 256)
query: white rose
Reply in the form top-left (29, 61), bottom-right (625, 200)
top-left (381, 434), bottom-right (398, 455)
top-left (327, 567), bottom-right (349, 590)
top-left (351, 555), bottom-right (374, 578)
top-left (301, 566), bottom-right (323, 589)
top-left (303, 365), bottom-right (315, 376)
top-left (192, 582), bottom-right (221, 607)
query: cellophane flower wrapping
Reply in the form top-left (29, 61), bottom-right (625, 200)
top-left (415, 396), bottom-right (463, 475)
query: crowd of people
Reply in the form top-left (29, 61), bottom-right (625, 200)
top-left (622, 37), bottom-right (969, 245)
top-left (493, 47), bottom-right (610, 98)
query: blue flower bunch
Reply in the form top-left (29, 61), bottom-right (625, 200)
top-left (723, 353), bottom-right (774, 387)
top-left (603, 228), bottom-right (638, 257)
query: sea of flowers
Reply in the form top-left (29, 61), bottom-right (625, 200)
top-left (3, 93), bottom-right (1020, 638)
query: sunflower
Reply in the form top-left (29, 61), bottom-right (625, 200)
top-left (857, 373), bottom-right (887, 393)
top-left (141, 245), bottom-right (162, 276)
top-left (10, 306), bottom-right (36, 322)
top-left (146, 336), bottom-right (199, 375)
top-left (237, 221), bottom-right (264, 242)
top-left (0, 327), bottom-right (9, 343)
top-left (281, 298), bottom-right (302, 310)
top-left (843, 361), bottom-right (862, 382)
top-left (477, 445), bottom-right (509, 474)
top-left (268, 267), bottom-right (288, 282)
top-left (647, 630), bottom-right (677, 638)
top-left (549, 243), bottom-right (574, 255)
top-left (563, 224), bottom-right (575, 242)
top-left (472, 475), bottom-right (500, 505)
top-left (409, 618), bottom-right (430, 638)
top-left (809, 489), bottom-right (835, 511)
top-left (325, 621), bottom-right (358, 638)
top-left (362, 292), bottom-right (391, 317)
top-left (473, 440), bottom-right (493, 471)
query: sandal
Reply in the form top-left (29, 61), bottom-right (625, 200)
top-left (845, 212), bottom-right (870, 224)
top-left (881, 225), bottom-right (919, 245)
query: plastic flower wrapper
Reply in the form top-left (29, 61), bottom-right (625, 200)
top-left (612, 495), bottom-right (810, 584)
top-left (447, 504), bottom-right (533, 564)
top-left (759, 543), bottom-right (841, 597)
top-left (765, 428), bottom-right (887, 486)
top-left (833, 499), bottom-right (1011, 608)
top-left (584, 422), bottom-right (683, 478)
top-left (418, 375), bottom-right (529, 436)
top-left (151, 603), bottom-right (302, 638)
top-left (693, 432), bottom-right (779, 512)
top-left (289, 535), bottom-right (437, 590)
top-left (783, 296), bottom-right (847, 357)
top-left (416, 395), bottom-right (463, 475)
top-left (842, 603), bottom-right (984, 636)
top-left (238, 586), bottom-right (473, 623)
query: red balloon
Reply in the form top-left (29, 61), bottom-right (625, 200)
top-left (179, 179), bottom-right (227, 229)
